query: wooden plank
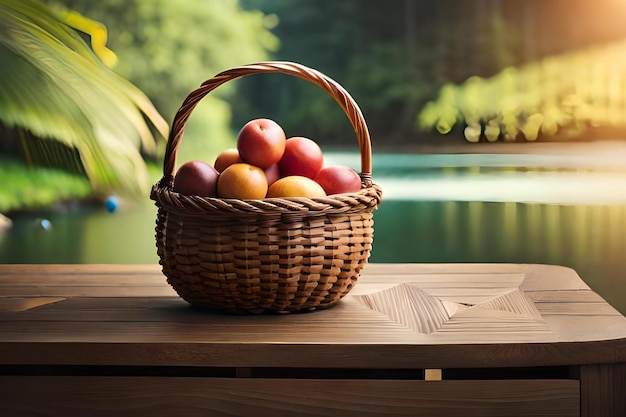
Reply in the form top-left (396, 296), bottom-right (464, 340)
top-left (0, 264), bottom-right (172, 297)
top-left (0, 285), bottom-right (177, 297)
top-left (0, 376), bottom-right (580, 417)
top-left (0, 274), bottom-right (169, 286)
top-left (2, 337), bottom-right (626, 369)
top-left (527, 290), bottom-right (605, 303)
top-left (363, 263), bottom-right (533, 275)
top-left (365, 263), bottom-right (588, 290)
top-left (0, 264), bottom-right (157, 275)
top-left (0, 297), bottom-right (65, 312)
top-left (580, 363), bottom-right (626, 417)
top-left (535, 302), bottom-right (622, 316)
top-left (353, 273), bottom-right (528, 286)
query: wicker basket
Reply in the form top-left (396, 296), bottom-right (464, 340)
top-left (150, 61), bottom-right (382, 314)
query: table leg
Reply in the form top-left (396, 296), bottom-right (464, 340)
top-left (580, 363), bottom-right (626, 417)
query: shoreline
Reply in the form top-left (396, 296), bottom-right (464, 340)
top-left (3, 139), bottom-right (626, 216)
top-left (374, 138), bottom-right (626, 156)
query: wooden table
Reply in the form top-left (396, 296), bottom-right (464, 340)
top-left (1, 263), bottom-right (625, 417)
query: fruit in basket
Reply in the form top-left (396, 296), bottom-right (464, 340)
top-left (278, 137), bottom-right (324, 179)
top-left (264, 163), bottom-right (280, 186)
top-left (237, 119), bottom-right (286, 169)
top-left (267, 175), bottom-right (327, 198)
top-left (214, 148), bottom-right (243, 172)
top-left (314, 165), bottom-right (362, 195)
top-left (217, 163), bottom-right (268, 199)
top-left (173, 160), bottom-right (219, 196)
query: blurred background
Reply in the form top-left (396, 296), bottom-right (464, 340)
top-left (1, 0), bottom-right (625, 313)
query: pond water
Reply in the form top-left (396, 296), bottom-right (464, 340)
top-left (2, 150), bottom-right (626, 314)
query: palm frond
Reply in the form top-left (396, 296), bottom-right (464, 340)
top-left (0, 0), bottom-right (168, 195)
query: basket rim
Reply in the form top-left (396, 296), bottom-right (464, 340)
top-left (151, 182), bottom-right (382, 217)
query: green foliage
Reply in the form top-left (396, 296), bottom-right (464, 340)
top-left (237, 0), bottom-right (626, 145)
top-left (1, 0), bottom-right (278, 212)
top-left (0, 157), bottom-right (92, 212)
top-left (61, 0), bottom-right (280, 153)
top-left (78, 0), bottom-right (276, 115)
top-left (235, 0), bottom-right (526, 144)
top-left (237, 0), bottom-right (412, 144)
top-left (0, 0), bottom-right (168, 197)
top-left (418, 39), bottom-right (626, 142)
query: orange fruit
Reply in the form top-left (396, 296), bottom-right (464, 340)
top-left (217, 163), bottom-right (268, 199)
top-left (214, 148), bottom-right (243, 172)
top-left (267, 175), bottom-right (327, 198)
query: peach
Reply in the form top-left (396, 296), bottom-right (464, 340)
top-left (267, 175), bottom-right (327, 199)
top-left (214, 148), bottom-right (243, 172)
top-left (236, 119), bottom-right (286, 169)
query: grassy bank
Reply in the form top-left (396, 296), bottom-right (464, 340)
top-left (0, 157), bottom-right (92, 213)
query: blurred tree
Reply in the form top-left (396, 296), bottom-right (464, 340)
top-left (419, 0), bottom-right (626, 142)
top-left (419, 39), bottom-right (626, 142)
top-left (236, 0), bottom-right (520, 145)
top-left (0, 0), bottom-right (168, 196)
top-left (239, 0), bottom-right (626, 145)
top-left (234, 0), bottom-right (360, 144)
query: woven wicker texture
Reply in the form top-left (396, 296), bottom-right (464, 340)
top-left (151, 61), bottom-right (382, 314)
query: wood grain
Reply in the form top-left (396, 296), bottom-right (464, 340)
top-left (1, 263), bottom-right (626, 369)
top-left (580, 363), bottom-right (626, 417)
top-left (0, 376), bottom-right (580, 417)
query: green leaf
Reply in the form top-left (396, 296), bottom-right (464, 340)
top-left (0, 0), bottom-right (168, 195)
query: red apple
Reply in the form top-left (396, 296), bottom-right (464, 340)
top-left (173, 160), bottom-right (219, 196)
top-left (314, 165), bottom-right (362, 195)
top-left (278, 137), bottom-right (324, 179)
top-left (236, 118), bottom-right (286, 169)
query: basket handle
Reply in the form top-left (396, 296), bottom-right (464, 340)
top-left (160, 61), bottom-right (373, 188)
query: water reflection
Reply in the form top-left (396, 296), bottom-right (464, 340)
top-left (371, 200), bottom-right (626, 314)
top-left (0, 202), bottom-right (159, 265)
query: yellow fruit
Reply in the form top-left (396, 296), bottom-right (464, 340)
top-left (217, 163), bottom-right (268, 199)
top-left (267, 175), bottom-right (327, 198)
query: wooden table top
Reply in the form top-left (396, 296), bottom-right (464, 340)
top-left (1, 263), bottom-right (626, 369)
